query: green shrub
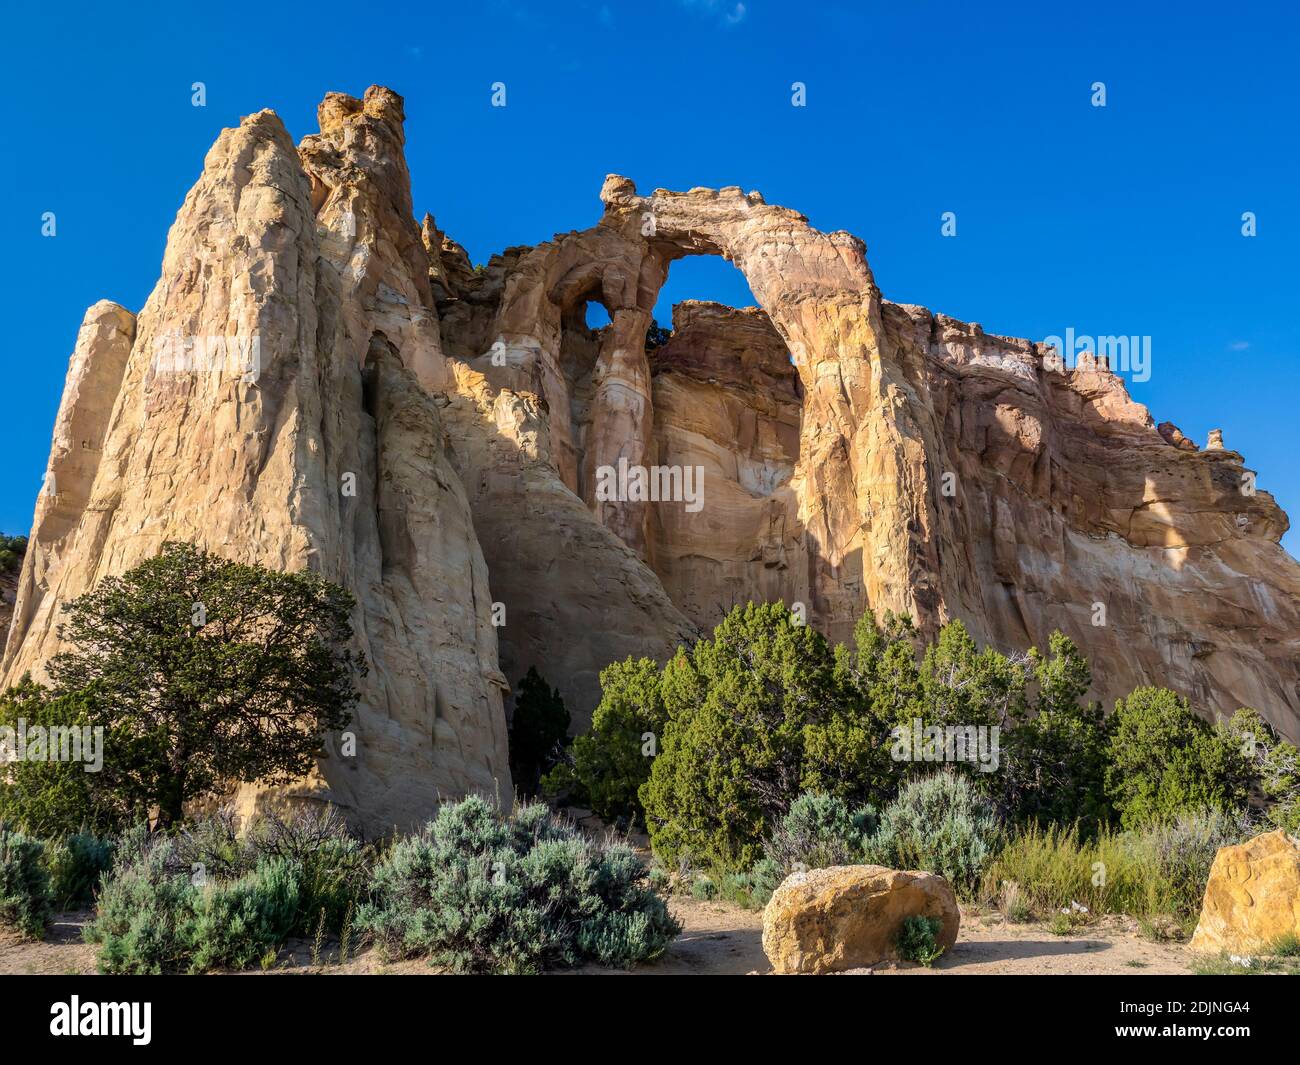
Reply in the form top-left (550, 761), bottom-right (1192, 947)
top-left (0, 826), bottom-right (53, 938)
top-left (45, 830), bottom-right (114, 908)
top-left (174, 806), bottom-right (368, 935)
top-left (690, 874), bottom-right (717, 901)
top-left (243, 807), bottom-right (369, 935)
top-left (864, 772), bottom-right (999, 898)
top-left (896, 915), bottom-right (944, 966)
top-left (357, 795), bottom-right (679, 973)
top-left (1105, 687), bottom-right (1250, 829)
top-left (86, 808), bottom-right (368, 973)
top-left (745, 857), bottom-right (785, 908)
top-left (1226, 707), bottom-right (1300, 833)
top-left (508, 667), bottom-right (570, 798)
top-left (543, 656), bottom-right (665, 822)
top-left (1000, 632), bottom-right (1112, 834)
top-left (763, 791), bottom-right (874, 874)
top-left (186, 858), bottom-right (302, 972)
top-left (85, 833), bottom-right (305, 974)
top-left (641, 603), bottom-right (890, 869)
top-left (0, 679), bottom-right (130, 836)
top-left (0, 534), bottom-right (26, 574)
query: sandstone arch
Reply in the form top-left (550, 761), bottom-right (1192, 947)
top-left (6, 84), bottom-right (1299, 841)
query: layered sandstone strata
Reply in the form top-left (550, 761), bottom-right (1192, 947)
top-left (6, 84), bottom-right (1299, 834)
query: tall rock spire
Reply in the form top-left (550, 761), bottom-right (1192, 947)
top-left (3, 97), bottom-right (513, 831)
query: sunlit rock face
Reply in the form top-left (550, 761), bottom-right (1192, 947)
top-left (454, 172), bottom-right (1299, 739)
top-left (6, 84), bottom-right (1298, 834)
top-left (3, 90), bottom-right (512, 834)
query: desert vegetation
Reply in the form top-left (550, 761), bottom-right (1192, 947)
top-left (3, 546), bottom-right (1296, 972)
top-left (545, 601), bottom-right (1300, 944)
top-left (0, 544), bottom-right (674, 975)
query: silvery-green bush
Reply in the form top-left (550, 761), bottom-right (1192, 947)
top-left (764, 792), bottom-right (875, 874)
top-left (45, 830), bottom-right (114, 908)
top-left (85, 834), bottom-right (303, 974)
top-left (864, 772), bottom-right (1000, 897)
top-left (358, 795), bottom-right (679, 973)
top-left (173, 806), bottom-right (368, 935)
top-left (86, 808), bottom-right (367, 973)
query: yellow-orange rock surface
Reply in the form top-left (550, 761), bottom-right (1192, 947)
top-left (1190, 830), bottom-right (1300, 954)
top-left (762, 865), bottom-right (960, 974)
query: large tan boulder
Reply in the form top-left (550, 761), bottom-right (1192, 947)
top-left (1190, 830), bottom-right (1300, 954)
top-left (762, 865), bottom-right (960, 974)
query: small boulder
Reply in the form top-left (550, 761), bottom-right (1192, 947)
top-left (761, 865), bottom-right (959, 974)
top-left (1189, 830), bottom-right (1300, 954)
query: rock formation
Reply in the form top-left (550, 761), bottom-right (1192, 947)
top-left (762, 864), bottom-right (961, 974)
top-left (5, 83), bottom-right (1300, 831)
top-left (2, 91), bottom-right (512, 833)
top-left (1190, 830), bottom-right (1300, 954)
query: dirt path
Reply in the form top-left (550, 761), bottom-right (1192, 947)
top-left (0, 901), bottom-right (1192, 976)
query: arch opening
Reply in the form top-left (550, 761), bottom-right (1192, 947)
top-left (641, 250), bottom-right (808, 632)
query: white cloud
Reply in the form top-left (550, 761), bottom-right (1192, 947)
top-left (681, 0), bottom-right (748, 27)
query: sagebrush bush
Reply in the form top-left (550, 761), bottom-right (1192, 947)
top-left (86, 839), bottom-right (204, 973)
top-left (0, 825), bottom-right (53, 938)
top-left (174, 806), bottom-right (368, 935)
top-left (45, 830), bottom-right (114, 908)
top-left (764, 792), bottom-right (874, 874)
top-left (85, 834), bottom-right (304, 974)
top-left (358, 795), bottom-right (679, 973)
top-left (864, 772), bottom-right (1000, 898)
top-left (86, 807), bottom-right (368, 972)
top-left (185, 858), bottom-right (302, 972)
top-left (242, 807), bottom-right (368, 934)
top-left (718, 858), bottom-right (783, 909)
top-left (690, 874), bottom-right (717, 901)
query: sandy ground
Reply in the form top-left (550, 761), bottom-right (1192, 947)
top-left (0, 900), bottom-right (1192, 976)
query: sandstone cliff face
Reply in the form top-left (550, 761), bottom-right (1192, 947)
top-left (2, 91), bottom-right (512, 833)
top-left (646, 301), bottom-right (807, 630)
top-left (882, 304), bottom-right (1300, 735)
top-left (5, 83), bottom-right (1298, 832)
top-left (435, 171), bottom-right (1300, 740)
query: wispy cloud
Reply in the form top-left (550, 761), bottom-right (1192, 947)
top-left (1229, 341), bottom-right (1250, 352)
top-left (681, 0), bottom-right (747, 27)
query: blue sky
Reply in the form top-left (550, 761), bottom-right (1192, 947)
top-left (3, 0), bottom-right (1297, 550)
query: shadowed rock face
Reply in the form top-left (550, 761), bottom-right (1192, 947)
top-left (646, 301), bottom-right (807, 630)
top-left (5, 84), bottom-right (1299, 830)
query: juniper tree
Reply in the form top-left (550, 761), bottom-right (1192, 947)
top-left (47, 542), bottom-right (363, 828)
top-left (508, 666), bottom-right (570, 797)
